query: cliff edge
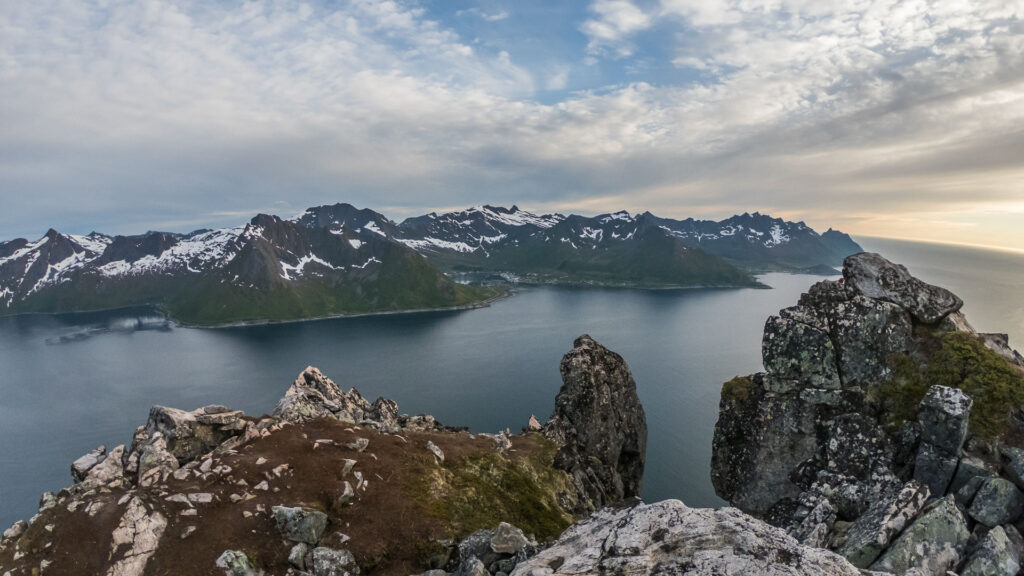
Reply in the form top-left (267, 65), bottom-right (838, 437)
top-left (712, 252), bottom-right (1024, 574)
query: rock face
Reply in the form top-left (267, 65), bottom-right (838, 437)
top-left (544, 334), bottom-right (647, 513)
top-left (510, 500), bottom-right (865, 576)
top-left (711, 252), bottom-right (1024, 575)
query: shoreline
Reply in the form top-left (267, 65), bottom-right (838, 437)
top-left (0, 273), bottom-right (806, 328)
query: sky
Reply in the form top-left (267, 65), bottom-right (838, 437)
top-left (1, 0), bottom-right (1022, 251)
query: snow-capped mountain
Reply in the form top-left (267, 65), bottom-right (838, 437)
top-left (0, 206), bottom-right (489, 325)
top-left (390, 206), bottom-right (860, 274)
top-left (0, 203), bottom-right (860, 323)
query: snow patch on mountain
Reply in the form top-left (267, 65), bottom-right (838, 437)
top-left (279, 253), bottom-right (340, 281)
top-left (363, 222), bottom-right (386, 236)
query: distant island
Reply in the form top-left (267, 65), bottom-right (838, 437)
top-left (0, 204), bottom-right (861, 325)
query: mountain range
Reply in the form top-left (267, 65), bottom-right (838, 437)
top-left (0, 203), bottom-right (861, 325)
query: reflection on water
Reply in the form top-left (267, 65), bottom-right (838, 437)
top-left (44, 313), bottom-right (170, 345)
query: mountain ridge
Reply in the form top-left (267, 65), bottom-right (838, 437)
top-left (0, 203), bottom-right (862, 324)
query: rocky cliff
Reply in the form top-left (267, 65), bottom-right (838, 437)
top-left (712, 252), bottom-right (1024, 575)
top-left (0, 336), bottom-right (648, 576)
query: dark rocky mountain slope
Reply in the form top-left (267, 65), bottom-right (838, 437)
top-left (712, 252), bottom-right (1024, 574)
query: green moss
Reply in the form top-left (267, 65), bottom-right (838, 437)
top-left (875, 332), bottom-right (1024, 441)
top-left (409, 436), bottom-right (573, 543)
top-left (721, 376), bottom-right (756, 403)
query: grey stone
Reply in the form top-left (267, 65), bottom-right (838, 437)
top-left (913, 442), bottom-right (959, 497)
top-left (950, 455), bottom-right (998, 494)
top-left (107, 497), bottom-right (168, 576)
top-left (455, 558), bottom-right (488, 576)
top-left (544, 335), bottom-right (646, 514)
top-left (790, 498), bottom-right (836, 548)
top-left (762, 315), bottom-right (841, 389)
top-left (918, 385), bottom-right (972, 455)
top-left (957, 475), bottom-right (987, 507)
top-left (71, 446), bottom-right (107, 482)
top-left (1000, 446), bottom-right (1024, 490)
top-left (289, 542), bottom-right (311, 570)
top-left (968, 478), bottom-right (1024, 527)
top-left (458, 529), bottom-right (495, 564)
top-left (839, 480), bottom-right (930, 568)
top-left (842, 252), bottom-right (963, 324)
top-left (272, 506), bottom-right (329, 545)
top-left (2, 520), bottom-right (27, 542)
top-left (961, 526), bottom-right (1021, 576)
top-left (426, 441), bottom-right (444, 463)
top-left (311, 547), bottom-right (358, 576)
top-left (216, 550), bottom-right (262, 576)
top-left (490, 522), bottom-right (529, 555)
top-left (510, 500), bottom-right (865, 576)
top-left (870, 495), bottom-right (969, 576)
top-left (274, 366), bottom-right (372, 424)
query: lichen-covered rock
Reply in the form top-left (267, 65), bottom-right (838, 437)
top-left (311, 547), bottom-right (358, 576)
top-left (951, 455), bottom-right (999, 494)
top-left (842, 252), bottom-right (963, 324)
top-left (1000, 446), bottom-right (1024, 490)
top-left (913, 442), bottom-right (960, 497)
top-left (790, 498), bottom-right (835, 548)
top-left (216, 550), bottom-right (262, 576)
top-left (917, 385), bottom-right (971, 455)
top-left (544, 334), bottom-right (646, 513)
top-left (509, 500), bottom-right (865, 576)
top-left (274, 366), bottom-right (371, 424)
top-left (762, 314), bottom-right (840, 389)
top-left (968, 478), bottom-right (1024, 528)
top-left (960, 526), bottom-right (1021, 576)
top-left (870, 495), bottom-right (969, 576)
top-left (838, 480), bottom-right (929, 568)
top-left (711, 373), bottom-right (820, 514)
top-left (272, 506), bottom-right (329, 545)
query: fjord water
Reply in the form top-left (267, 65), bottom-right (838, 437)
top-left (1, 239), bottom-right (1022, 528)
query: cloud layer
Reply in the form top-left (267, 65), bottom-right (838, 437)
top-left (1, 0), bottom-right (1022, 249)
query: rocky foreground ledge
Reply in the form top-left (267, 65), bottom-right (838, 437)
top-left (713, 252), bottom-right (1024, 575)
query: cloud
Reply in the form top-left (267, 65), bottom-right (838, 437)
top-left (580, 0), bottom-right (653, 57)
top-left (456, 7), bottom-right (510, 22)
top-left (0, 0), bottom-right (1022, 250)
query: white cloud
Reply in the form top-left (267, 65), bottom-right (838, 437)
top-left (580, 0), bottom-right (653, 57)
top-left (0, 0), bottom-right (1022, 249)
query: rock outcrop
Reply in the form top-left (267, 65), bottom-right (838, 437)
top-left (544, 335), bottom-right (647, 514)
top-left (712, 252), bottom-right (1024, 575)
top-left (510, 500), bottom-right (865, 576)
top-left (0, 336), bottom-right (648, 576)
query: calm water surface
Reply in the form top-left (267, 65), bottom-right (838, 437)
top-left (0, 238), bottom-right (1022, 528)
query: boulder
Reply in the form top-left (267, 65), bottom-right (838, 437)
top-left (917, 385), bottom-right (971, 455)
top-left (490, 522), bottom-right (529, 555)
top-left (144, 404), bottom-right (249, 463)
top-left (950, 455), bottom-right (999, 494)
top-left (1000, 446), bottom-right (1024, 490)
top-left (71, 446), bottom-right (107, 482)
top-left (870, 495), bottom-right (969, 576)
top-left (272, 506), bottom-right (329, 545)
top-left (544, 335), bottom-right (646, 513)
top-left (960, 526), bottom-right (1021, 576)
top-left (509, 500), bottom-right (865, 576)
top-left (968, 478), bottom-right (1024, 527)
top-left (842, 252), bottom-right (963, 324)
top-left (216, 550), bottom-right (262, 576)
top-left (790, 498), bottom-right (836, 548)
top-left (311, 547), bottom-right (358, 576)
top-left (838, 480), bottom-right (929, 568)
top-left (454, 557), bottom-right (489, 576)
